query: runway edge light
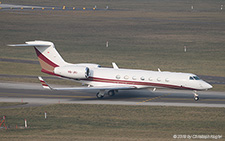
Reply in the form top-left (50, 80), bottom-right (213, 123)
top-left (106, 41), bottom-right (109, 47)
top-left (45, 111), bottom-right (47, 120)
top-left (184, 46), bottom-right (187, 52)
top-left (24, 119), bottom-right (27, 128)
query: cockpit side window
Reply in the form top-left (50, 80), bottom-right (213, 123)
top-left (189, 76), bottom-right (201, 80)
top-left (189, 76), bottom-right (194, 80)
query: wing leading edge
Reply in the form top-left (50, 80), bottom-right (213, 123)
top-left (38, 76), bottom-right (136, 91)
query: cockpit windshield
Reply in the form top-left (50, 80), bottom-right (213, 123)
top-left (189, 76), bottom-right (201, 80)
top-left (193, 76), bottom-right (201, 80)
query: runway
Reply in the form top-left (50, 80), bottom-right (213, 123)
top-left (0, 81), bottom-right (225, 108)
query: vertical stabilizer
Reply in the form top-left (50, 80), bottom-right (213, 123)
top-left (9, 40), bottom-right (67, 75)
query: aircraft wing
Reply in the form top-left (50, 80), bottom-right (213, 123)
top-left (38, 76), bottom-right (136, 91)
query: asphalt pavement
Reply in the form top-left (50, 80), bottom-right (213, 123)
top-left (0, 81), bottom-right (224, 108)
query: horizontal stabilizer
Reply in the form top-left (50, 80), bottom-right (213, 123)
top-left (38, 76), bottom-right (53, 90)
top-left (8, 44), bottom-right (50, 47)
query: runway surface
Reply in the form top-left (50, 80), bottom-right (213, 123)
top-left (0, 81), bottom-right (225, 108)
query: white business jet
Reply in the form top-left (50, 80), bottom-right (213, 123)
top-left (9, 41), bottom-right (212, 101)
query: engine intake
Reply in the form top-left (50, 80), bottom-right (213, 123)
top-left (54, 66), bottom-right (90, 79)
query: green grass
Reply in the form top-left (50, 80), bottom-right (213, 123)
top-left (0, 102), bottom-right (27, 107)
top-left (0, 0), bottom-right (225, 87)
top-left (0, 104), bottom-right (224, 140)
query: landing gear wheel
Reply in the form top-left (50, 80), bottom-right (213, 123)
top-left (193, 90), bottom-right (199, 101)
top-left (194, 96), bottom-right (199, 101)
top-left (108, 90), bottom-right (115, 97)
top-left (96, 92), bottom-right (104, 99)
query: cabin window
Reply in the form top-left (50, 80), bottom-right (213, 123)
top-left (124, 75), bottom-right (129, 80)
top-left (116, 75), bottom-right (121, 79)
top-left (157, 77), bottom-right (161, 82)
top-left (132, 76), bottom-right (137, 80)
top-left (165, 78), bottom-right (169, 82)
top-left (140, 76), bottom-right (145, 81)
top-left (148, 77), bottom-right (153, 81)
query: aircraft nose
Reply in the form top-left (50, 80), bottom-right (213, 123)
top-left (207, 83), bottom-right (213, 89)
top-left (201, 82), bottom-right (213, 90)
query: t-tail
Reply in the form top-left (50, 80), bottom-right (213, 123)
top-left (8, 40), bottom-right (68, 76)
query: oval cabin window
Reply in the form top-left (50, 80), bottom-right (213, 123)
top-left (165, 78), bottom-right (169, 82)
top-left (140, 76), bottom-right (145, 81)
top-left (157, 77), bottom-right (161, 82)
top-left (132, 76), bottom-right (137, 80)
top-left (148, 77), bottom-right (153, 81)
top-left (124, 75), bottom-right (129, 80)
top-left (116, 75), bottom-right (120, 79)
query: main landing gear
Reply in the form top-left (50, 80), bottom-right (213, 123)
top-left (96, 90), bottom-right (117, 99)
top-left (193, 91), bottom-right (199, 101)
top-left (96, 90), bottom-right (105, 99)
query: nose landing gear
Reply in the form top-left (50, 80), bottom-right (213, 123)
top-left (193, 91), bottom-right (199, 101)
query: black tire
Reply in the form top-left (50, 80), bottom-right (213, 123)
top-left (96, 92), bottom-right (104, 99)
top-left (194, 96), bottom-right (199, 101)
top-left (108, 90), bottom-right (115, 96)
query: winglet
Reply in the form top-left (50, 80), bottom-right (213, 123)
top-left (112, 62), bottom-right (119, 69)
top-left (38, 76), bottom-right (53, 90)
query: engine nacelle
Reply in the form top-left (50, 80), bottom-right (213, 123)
top-left (54, 66), bottom-right (90, 79)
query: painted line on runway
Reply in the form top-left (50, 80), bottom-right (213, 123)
top-left (160, 98), bottom-right (225, 102)
top-left (136, 93), bottom-right (171, 104)
top-left (0, 92), bottom-right (95, 99)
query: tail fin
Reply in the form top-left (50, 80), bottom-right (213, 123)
top-left (9, 40), bottom-right (67, 75)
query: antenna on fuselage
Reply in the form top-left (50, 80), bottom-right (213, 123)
top-left (158, 68), bottom-right (161, 72)
top-left (112, 62), bottom-right (119, 69)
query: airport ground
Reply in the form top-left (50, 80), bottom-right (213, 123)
top-left (0, 82), bottom-right (224, 140)
top-left (1, 103), bottom-right (224, 140)
top-left (0, 0), bottom-right (225, 140)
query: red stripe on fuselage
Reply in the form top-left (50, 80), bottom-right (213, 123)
top-left (34, 47), bottom-right (59, 68)
top-left (84, 77), bottom-right (197, 90)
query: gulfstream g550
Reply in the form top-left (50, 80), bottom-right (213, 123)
top-left (9, 41), bottom-right (212, 101)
